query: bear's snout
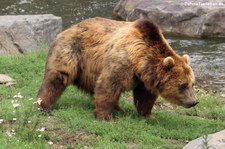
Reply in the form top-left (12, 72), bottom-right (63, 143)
top-left (184, 100), bottom-right (199, 108)
top-left (191, 101), bottom-right (199, 107)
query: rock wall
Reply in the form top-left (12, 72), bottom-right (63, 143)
top-left (0, 14), bottom-right (62, 56)
top-left (114, 0), bottom-right (225, 37)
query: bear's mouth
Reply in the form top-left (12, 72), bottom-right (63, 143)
top-left (164, 97), bottom-right (198, 108)
top-left (181, 103), bottom-right (193, 108)
top-left (179, 99), bottom-right (199, 108)
top-left (172, 98), bottom-right (192, 108)
top-left (165, 97), bottom-right (182, 106)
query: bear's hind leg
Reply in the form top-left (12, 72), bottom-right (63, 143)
top-left (133, 83), bottom-right (158, 119)
top-left (36, 70), bottom-right (69, 111)
top-left (94, 91), bottom-right (121, 120)
top-left (93, 75), bottom-right (123, 120)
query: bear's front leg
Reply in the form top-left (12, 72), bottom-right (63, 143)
top-left (93, 74), bottom-right (122, 121)
top-left (133, 83), bottom-right (158, 119)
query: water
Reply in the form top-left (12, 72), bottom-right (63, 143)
top-left (0, 0), bottom-right (224, 93)
top-left (0, 0), bottom-right (118, 28)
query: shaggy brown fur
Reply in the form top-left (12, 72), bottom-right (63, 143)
top-left (36, 17), bottom-right (198, 120)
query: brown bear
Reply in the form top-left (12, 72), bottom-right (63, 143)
top-left (36, 17), bottom-right (198, 120)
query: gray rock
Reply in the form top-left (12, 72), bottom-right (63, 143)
top-left (114, 0), bottom-right (225, 37)
top-left (183, 130), bottom-right (225, 149)
top-left (0, 14), bottom-right (62, 56)
top-left (0, 74), bottom-right (16, 86)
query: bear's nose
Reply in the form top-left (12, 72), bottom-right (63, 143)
top-left (191, 101), bottom-right (199, 107)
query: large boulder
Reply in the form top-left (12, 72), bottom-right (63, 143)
top-left (0, 14), bottom-right (62, 56)
top-left (183, 130), bottom-right (225, 149)
top-left (114, 0), bottom-right (225, 37)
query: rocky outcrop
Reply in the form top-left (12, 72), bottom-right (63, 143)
top-left (183, 130), bottom-right (225, 149)
top-left (114, 0), bottom-right (225, 37)
top-left (0, 14), bottom-right (62, 56)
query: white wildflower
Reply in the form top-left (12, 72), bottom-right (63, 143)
top-left (13, 92), bottom-right (23, 99)
top-left (38, 134), bottom-right (42, 138)
top-left (13, 103), bottom-right (20, 108)
top-left (11, 100), bottom-right (18, 104)
top-left (13, 118), bottom-right (17, 121)
top-left (11, 132), bottom-right (16, 135)
top-left (48, 141), bottom-right (53, 145)
top-left (40, 127), bottom-right (45, 132)
top-left (33, 98), bottom-right (42, 105)
top-left (6, 131), bottom-right (12, 137)
top-left (37, 127), bottom-right (45, 132)
top-left (18, 95), bottom-right (23, 98)
top-left (27, 120), bottom-right (32, 124)
top-left (6, 130), bottom-right (16, 137)
top-left (0, 119), bottom-right (4, 124)
top-left (28, 98), bottom-right (33, 101)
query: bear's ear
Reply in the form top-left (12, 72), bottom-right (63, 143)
top-left (163, 57), bottom-right (175, 71)
top-left (182, 54), bottom-right (190, 65)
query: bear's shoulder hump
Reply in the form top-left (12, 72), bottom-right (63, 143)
top-left (134, 19), bottom-right (162, 42)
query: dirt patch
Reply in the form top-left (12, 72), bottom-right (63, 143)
top-left (39, 116), bottom-right (98, 148)
top-left (48, 128), bottom-right (98, 148)
top-left (74, 129), bottom-right (98, 145)
top-left (153, 102), bottom-right (176, 111)
top-left (195, 86), bottom-right (224, 97)
top-left (166, 139), bottom-right (186, 148)
top-left (126, 142), bottom-right (138, 149)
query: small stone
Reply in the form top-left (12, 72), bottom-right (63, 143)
top-left (0, 74), bottom-right (16, 86)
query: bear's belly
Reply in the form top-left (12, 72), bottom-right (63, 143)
top-left (74, 57), bottom-right (103, 94)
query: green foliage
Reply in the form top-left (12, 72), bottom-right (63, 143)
top-left (202, 135), bottom-right (209, 149)
top-left (0, 49), bottom-right (224, 148)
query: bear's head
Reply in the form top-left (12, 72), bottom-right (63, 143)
top-left (157, 54), bottom-right (198, 108)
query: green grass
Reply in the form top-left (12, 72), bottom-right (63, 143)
top-left (0, 48), bottom-right (224, 148)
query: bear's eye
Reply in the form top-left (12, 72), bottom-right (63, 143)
top-left (179, 83), bottom-right (188, 91)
